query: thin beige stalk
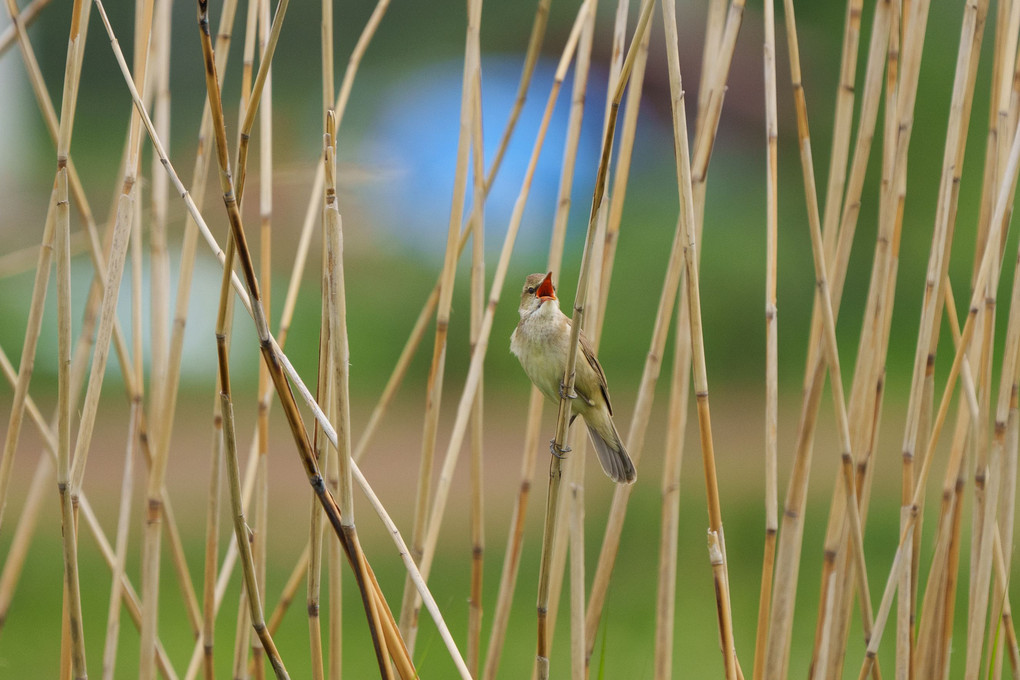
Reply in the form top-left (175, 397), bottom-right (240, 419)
top-left (94, 4), bottom-right (465, 670)
top-left (101, 403), bottom-right (140, 680)
top-left (483, 5), bottom-right (608, 669)
top-left (595, 18), bottom-right (650, 332)
top-left (234, 0), bottom-right (288, 201)
top-left (215, 242), bottom-right (290, 679)
top-left (0, 325), bottom-right (177, 678)
top-left (278, 0), bottom-right (392, 349)
top-left (752, 0), bottom-right (779, 677)
top-left (653, 292), bottom-right (692, 680)
top-left (0, 0), bottom-right (49, 56)
top-left (407, 0), bottom-right (592, 640)
top-left (52, 0), bottom-right (91, 674)
top-left (397, 0), bottom-right (483, 649)
top-left (202, 393), bottom-right (225, 680)
top-left (584, 0), bottom-right (746, 655)
top-left (0, 452), bottom-right (51, 634)
top-left (0, 198), bottom-right (54, 529)
top-left (859, 108), bottom-right (1020, 680)
top-left (148, 0), bottom-right (172, 488)
top-left (659, 0), bottom-right (739, 675)
top-left (538, 3), bottom-right (656, 676)
top-left (467, 63), bottom-right (486, 678)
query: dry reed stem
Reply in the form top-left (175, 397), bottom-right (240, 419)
top-left (0, 452), bottom-right (47, 632)
top-left (0, 334), bottom-right (177, 676)
top-left (780, 0), bottom-right (882, 667)
top-left (88, 9), bottom-right (463, 674)
top-left (202, 396), bottom-right (225, 680)
top-left (484, 0), bottom-right (549, 188)
top-left (0, 0), bottom-right (49, 56)
top-left (653, 292), bottom-right (693, 680)
top-left (67, 0), bottom-right (151, 498)
top-left (278, 0), bottom-right (391, 348)
top-left (965, 172), bottom-right (1020, 680)
top-left (658, 0), bottom-right (740, 675)
top-left (0, 229), bottom-right (86, 279)
top-left (752, 0), bottom-right (779, 676)
top-left (195, 0), bottom-right (393, 671)
top-left (234, 0), bottom-right (288, 202)
top-left (481, 389), bottom-right (542, 680)
top-left (0, 0), bottom-right (102, 534)
top-left (585, 0), bottom-right (746, 659)
top-left (250, 0), bottom-right (274, 672)
top-left (595, 18), bottom-right (650, 335)
top-left (0, 454), bottom-right (49, 633)
top-left (480, 6), bottom-right (584, 664)
top-left (527, 5), bottom-right (600, 672)
top-left (860, 106), bottom-right (1020, 680)
top-left (537, 2), bottom-right (656, 676)
top-left (193, 0), bottom-right (421, 671)
top-left (810, 5), bottom-right (902, 675)
top-left (495, 1), bottom-right (625, 667)
top-left (0, 194), bottom-right (54, 530)
top-left (305, 49), bottom-right (334, 680)
top-left (52, 0), bottom-right (91, 674)
top-left (763, 1), bottom-right (898, 675)
top-left (895, 6), bottom-right (985, 674)
top-left (100, 403), bottom-right (139, 679)
top-left (324, 109), bottom-right (372, 677)
top-left (397, 0), bottom-right (484, 648)
top-left (815, 3), bottom-right (929, 671)
top-left (467, 60), bottom-right (486, 678)
top-left (407, 0), bottom-right (592, 639)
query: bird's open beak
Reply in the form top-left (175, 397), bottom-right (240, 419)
top-left (537, 271), bottom-right (556, 301)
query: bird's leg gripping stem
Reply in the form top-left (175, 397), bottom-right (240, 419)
top-left (549, 439), bottom-right (572, 459)
top-left (559, 380), bottom-right (577, 400)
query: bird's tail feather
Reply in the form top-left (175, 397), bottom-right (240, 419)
top-left (586, 420), bottom-right (636, 484)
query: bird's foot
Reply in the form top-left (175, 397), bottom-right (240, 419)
top-left (549, 439), bottom-right (572, 459)
top-left (559, 381), bottom-right (577, 400)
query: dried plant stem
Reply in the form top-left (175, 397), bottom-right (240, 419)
top-left (278, 0), bottom-right (392, 348)
top-left (595, 16), bottom-right (650, 332)
top-left (0, 452), bottom-right (49, 632)
top-left (0, 331), bottom-right (177, 678)
top-left (202, 395), bottom-right (225, 680)
top-left (407, 0), bottom-right (591, 643)
top-left (891, 2), bottom-right (986, 676)
top-left (92, 2), bottom-right (465, 671)
top-left (467, 61), bottom-right (486, 678)
top-left (52, 0), bottom-right (91, 675)
top-left (0, 197), bottom-right (54, 530)
top-left (752, 0), bottom-right (779, 677)
top-left (658, 0), bottom-right (740, 675)
top-left (585, 0), bottom-right (746, 657)
top-left (323, 110), bottom-right (386, 677)
top-left (537, 2), bottom-right (655, 677)
top-left (234, 0), bottom-right (288, 201)
top-left (397, 0), bottom-right (483, 649)
top-left (217, 323), bottom-right (290, 678)
top-left (653, 292), bottom-right (692, 679)
top-left (100, 403), bottom-right (140, 680)
top-left (0, 0), bottom-right (49, 56)
top-left (859, 106), bottom-right (1020, 680)
top-left (338, 0), bottom-right (537, 470)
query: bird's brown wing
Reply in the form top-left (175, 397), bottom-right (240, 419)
top-left (578, 330), bottom-right (612, 416)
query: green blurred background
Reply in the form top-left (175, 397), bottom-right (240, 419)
top-left (0, 0), bottom-right (1014, 677)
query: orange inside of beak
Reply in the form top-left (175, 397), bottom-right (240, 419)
top-left (537, 272), bottom-right (556, 300)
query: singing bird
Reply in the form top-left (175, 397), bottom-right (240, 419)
top-left (510, 272), bottom-right (636, 484)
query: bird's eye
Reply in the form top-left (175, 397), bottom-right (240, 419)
top-left (527, 286), bottom-right (535, 294)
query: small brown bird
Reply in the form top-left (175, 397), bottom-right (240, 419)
top-left (510, 272), bottom-right (636, 484)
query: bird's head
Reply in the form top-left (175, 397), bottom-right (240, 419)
top-left (519, 271), bottom-right (557, 318)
